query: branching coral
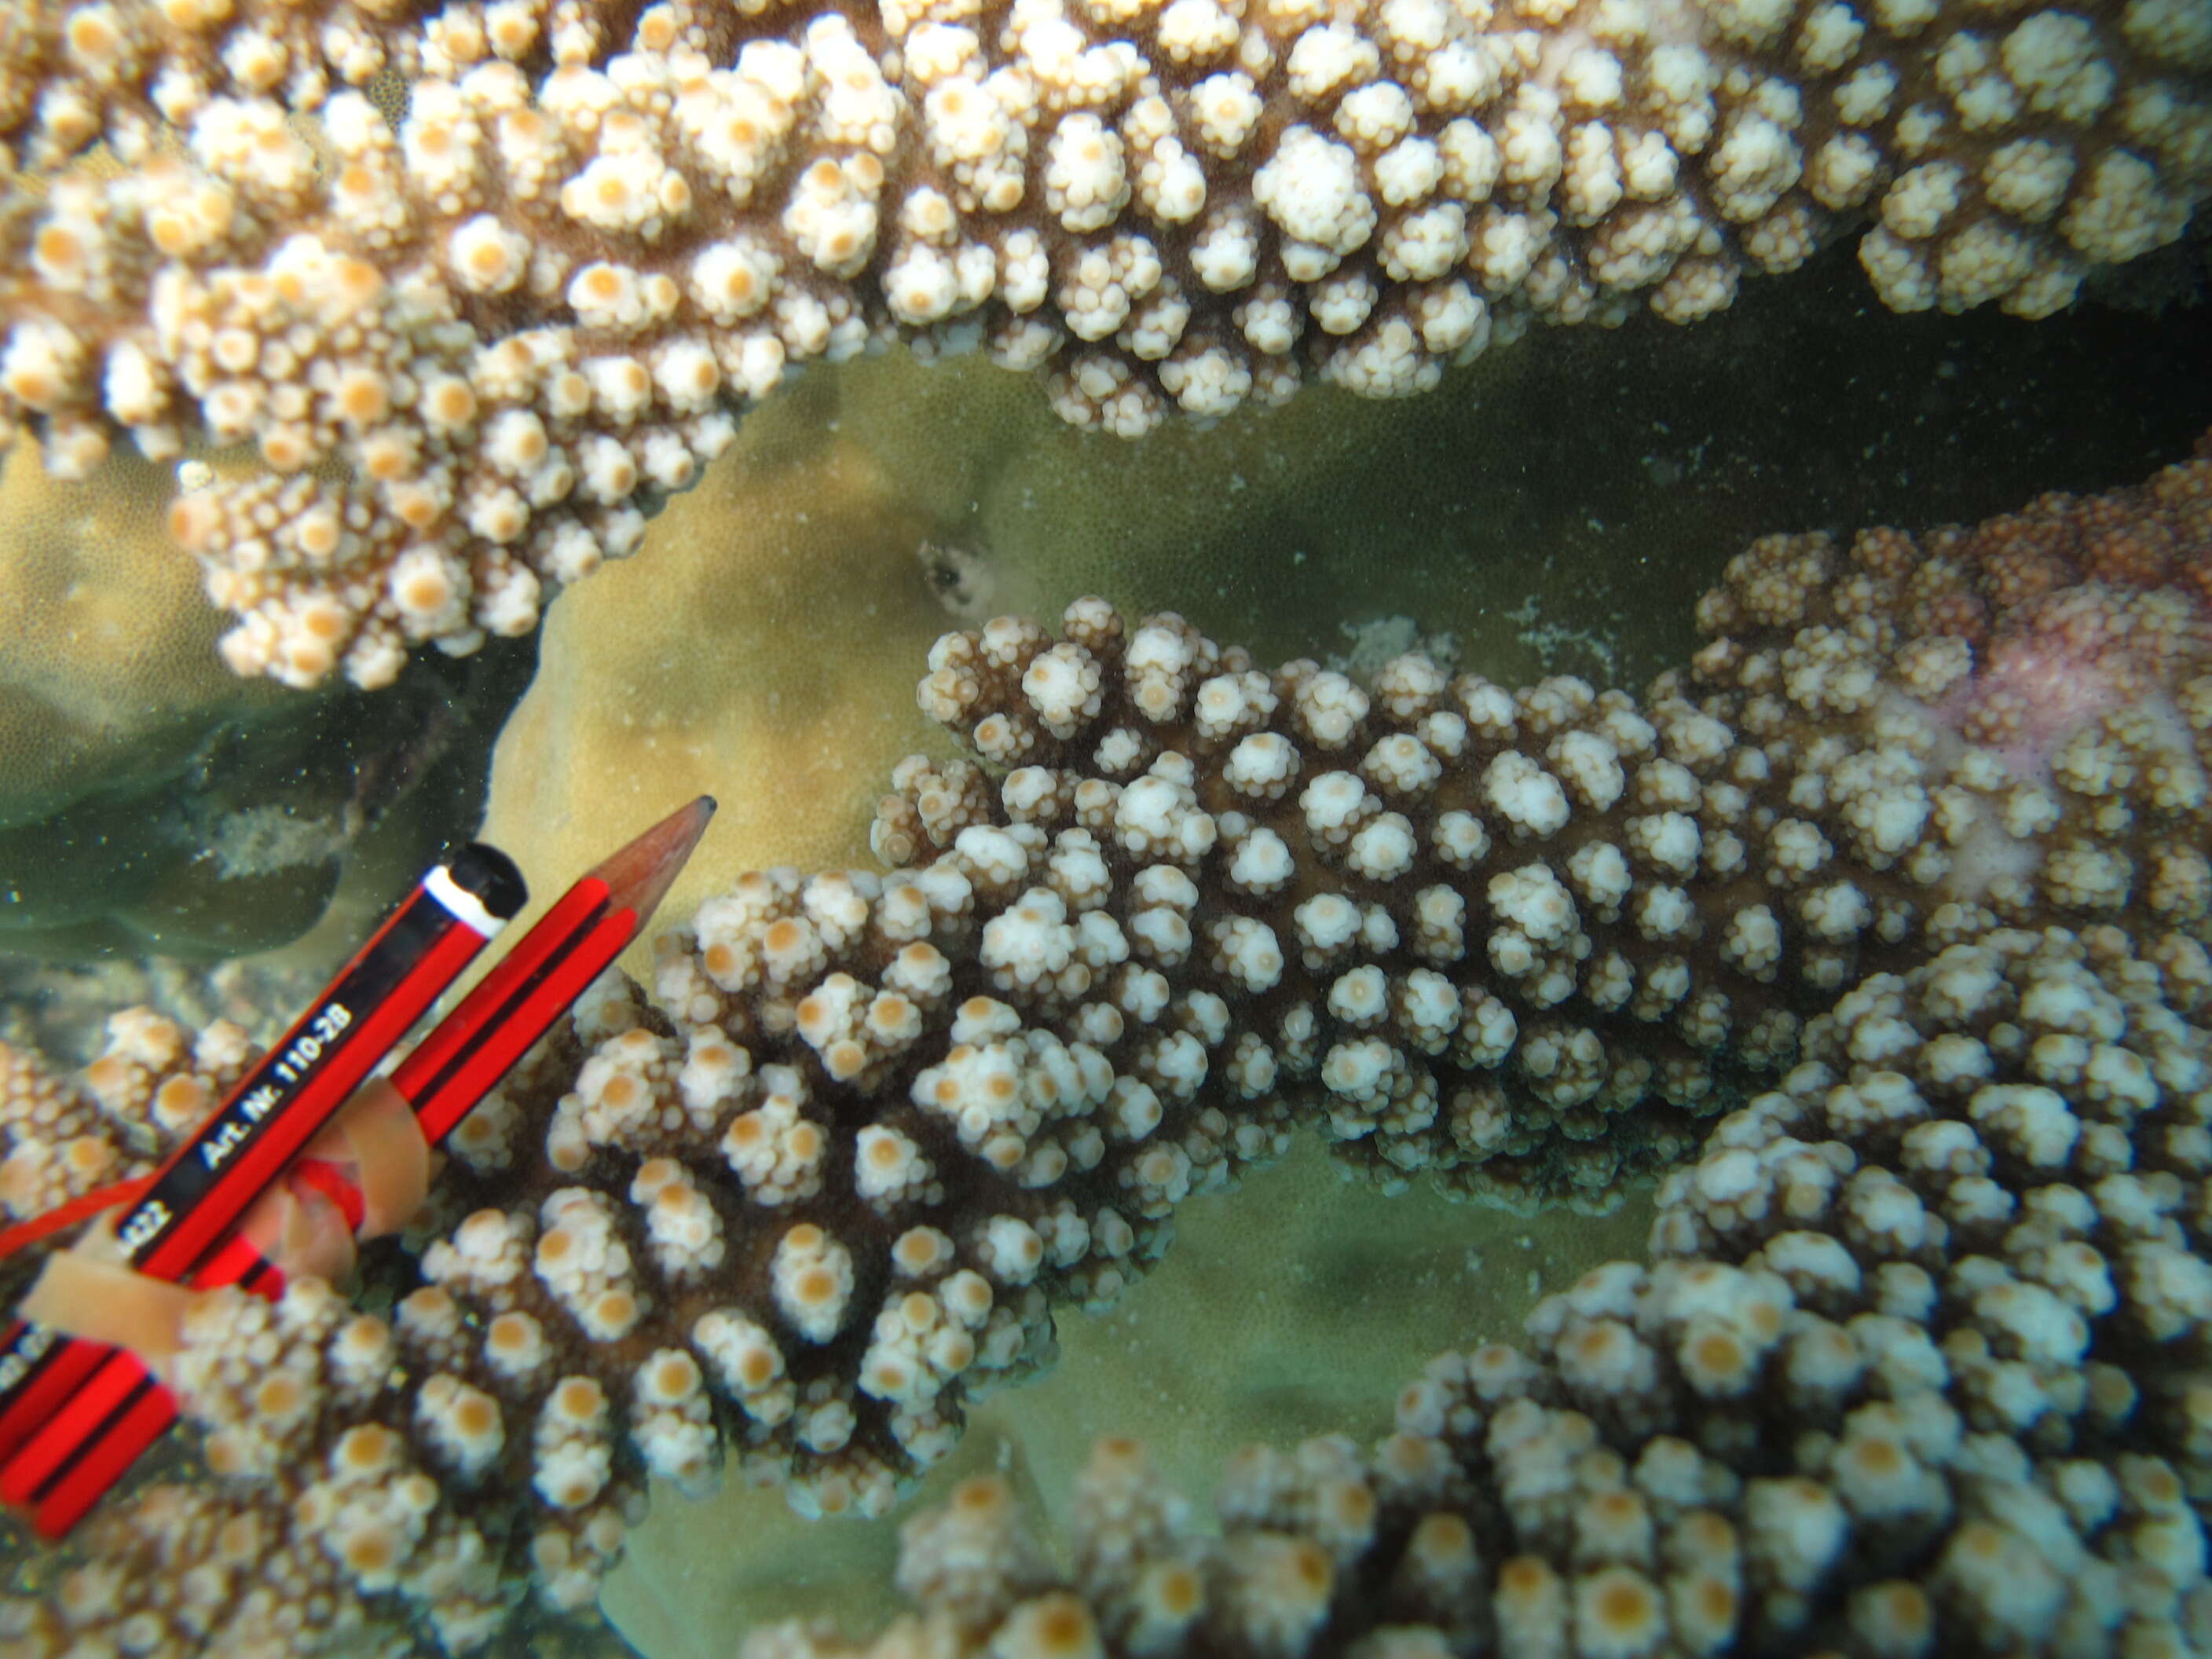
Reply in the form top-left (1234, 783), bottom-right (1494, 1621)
top-left (0, 1010), bottom-right (236, 1225)
top-left (2, 433), bottom-right (2209, 1654)
top-left (749, 917), bottom-right (2212, 1659)
top-left (0, 0), bottom-right (2203, 686)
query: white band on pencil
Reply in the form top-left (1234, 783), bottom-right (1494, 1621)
top-left (425, 864), bottom-right (507, 938)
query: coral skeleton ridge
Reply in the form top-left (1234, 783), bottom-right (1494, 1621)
top-left (0, 0), bottom-right (2204, 686)
top-left (2, 434), bottom-right (2212, 1654)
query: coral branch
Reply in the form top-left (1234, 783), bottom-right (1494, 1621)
top-left (0, 0), bottom-right (2204, 683)
top-left (753, 918), bottom-right (2212, 1659)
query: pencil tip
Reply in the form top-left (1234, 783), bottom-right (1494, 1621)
top-left (591, 797), bottom-right (716, 928)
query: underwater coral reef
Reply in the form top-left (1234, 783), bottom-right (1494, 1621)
top-left (0, 0), bottom-right (2203, 684)
top-left (754, 912), bottom-right (2212, 1659)
top-left (2, 428), bottom-right (2208, 1655)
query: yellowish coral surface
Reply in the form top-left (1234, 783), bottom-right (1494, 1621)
top-left (0, 442), bottom-right (269, 824)
top-left (480, 371), bottom-right (955, 960)
top-left (480, 343), bottom-right (1589, 946)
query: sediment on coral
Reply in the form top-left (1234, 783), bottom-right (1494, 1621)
top-left (2, 433), bottom-right (2208, 1654)
top-left (744, 918), bottom-right (2212, 1659)
top-left (0, 0), bottom-right (2203, 685)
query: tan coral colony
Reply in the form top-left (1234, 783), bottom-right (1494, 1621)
top-left (0, 0), bottom-right (2204, 685)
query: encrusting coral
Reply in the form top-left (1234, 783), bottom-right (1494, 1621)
top-left (2, 432), bottom-right (2210, 1654)
top-left (0, 443), bottom-right (273, 825)
top-left (0, 0), bottom-right (2205, 687)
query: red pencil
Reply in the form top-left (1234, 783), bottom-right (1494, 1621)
top-left (0, 844), bottom-right (526, 1465)
top-left (1, 799), bottom-right (714, 1536)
